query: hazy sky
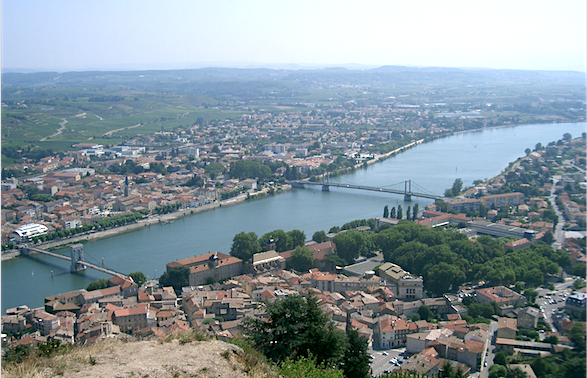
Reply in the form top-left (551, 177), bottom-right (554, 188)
top-left (2, 0), bottom-right (586, 72)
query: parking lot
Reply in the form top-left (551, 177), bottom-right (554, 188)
top-left (369, 347), bottom-right (407, 376)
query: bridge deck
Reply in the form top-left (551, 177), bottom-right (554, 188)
top-left (24, 246), bottom-right (127, 278)
top-left (288, 181), bottom-right (443, 201)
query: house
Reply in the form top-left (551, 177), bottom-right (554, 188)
top-left (476, 286), bottom-right (526, 308)
top-left (113, 304), bottom-right (149, 334)
top-left (496, 317), bottom-right (517, 339)
top-left (374, 317), bottom-right (413, 348)
top-left (517, 307), bottom-right (540, 329)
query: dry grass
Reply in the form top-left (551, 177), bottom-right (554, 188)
top-left (1, 336), bottom-right (277, 378)
top-left (1, 338), bottom-right (121, 378)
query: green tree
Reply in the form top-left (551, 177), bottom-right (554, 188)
top-left (570, 322), bottom-right (586, 351)
top-left (343, 322), bottom-right (371, 378)
top-left (418, 305), bottom-right (432, 321)
top-left (129, 271), bottom-right (147, 286)
top-left (291, 246), bottom-right (315, 272)
top-left (563, 132), bottom-right (572, 142)
top-left (278, 354), bottom-right (344, 378)
top-left (288, 229), bottom-right (306, 249)
top-left (390, 207), bottom-right (396, 219)
top-left (86, 278), bottom-right (108, 291)
top-left (333, 230), bottom-right (373, 265)
top-left (424, 262), bottom-right (465, 296)
top-left (159, 266), bottom-right (189, 291)
top-left (261, 229), bottom-right (290, 252)
top-left (406, 206), bottom-right (411, 221)
top-left (412, 203), bottom-right (419, 220)
top-left (204, 162), bottom-right (225, 179)
top-left (451, 178), bottom-right (463, 196)
top-left (383, 205), bottom-right (389, 218)
top-left (397, 205), bottom-right (403, 220)
top-left (489, 364), bottom-right (507, 378)
top-left (312, 231), bottom-right (327, 243)
top-left (242, 294), bottom-right (347, 366)
top-left (494, 351), bottom-right (508, 366)
top-left (523, 288), bottom-right (538, 303)
top-left (230, 231), bottom-right (260, 261)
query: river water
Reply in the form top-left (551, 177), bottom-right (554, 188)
top-left (2, 122), bottom-right (585, 312)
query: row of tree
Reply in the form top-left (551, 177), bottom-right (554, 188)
top-left (382, 203), bottom-right (419, 220)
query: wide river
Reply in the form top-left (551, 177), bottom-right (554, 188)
top-left (1, 122), bottom-right (585, 312)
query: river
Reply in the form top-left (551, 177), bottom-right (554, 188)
top-left (2, 122), bottom-right (585, 312)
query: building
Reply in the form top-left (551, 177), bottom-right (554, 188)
top-left (517, 307), bottom-right (540, 329)
top-left (496, 317), bottom-right (517, 339)
top-left (447, 199), bottom-right (481, 212)
top-left (374, 317), bottom-right (413, 348)
top-left (480, 192), bottom-right (525, 209)
top-left (378, 262), bottom-right (423, 300)
top-left (250, 251), bottom-right (286, 275)
top-left (476, 286), bottom-right (526, 308)
top-left (166, 252), bottom-right (243, 287)
top-left (13, 223), bottom-right (48, 241)
top-left (565, 292), bottom-right (586, 318)
top-left (113, 304), bottom-right (149, 333)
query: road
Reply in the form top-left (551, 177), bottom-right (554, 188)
top-left (549, 175), bottom-right (565, 249)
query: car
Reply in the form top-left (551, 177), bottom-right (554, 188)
top-left (484, 361), bottom-right (488, 367)
top-left (382, 352), bottom-right (388, 356)
top-left (397, 359), bottom-right (404, 364)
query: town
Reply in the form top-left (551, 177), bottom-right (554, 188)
top-left (2, 131), bottom-right (585, 377)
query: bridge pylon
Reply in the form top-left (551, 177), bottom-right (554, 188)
top-left (70, 244), bottom-right (87, 273)
top-left (404, 180), bottom-right (412, 202)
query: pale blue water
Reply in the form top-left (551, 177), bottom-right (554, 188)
top-left (2, 122), bottom-right (585, 312)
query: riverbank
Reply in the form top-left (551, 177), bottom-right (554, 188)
top-left (1, 185), bottom-right (291, 261)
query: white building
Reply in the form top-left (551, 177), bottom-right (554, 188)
top-left (13, 223), bottom-right (49, 241)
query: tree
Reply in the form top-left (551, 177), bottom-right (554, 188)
top-left (390, 207), bottom-right (396, 219)
top-left (242, 294), bottom-right (347, 366)
top-left (451, 178), bottom-right (463, 196)
top-left (278, 354), bottom-right (344, 378)
top-left (535, 143), bottom-right (542, 151)
top-left (288, 229), bottom-right (306, 249)
top-left (418, 305), bottom-right (431, 321)
top-left (230, 231), bottom-right (260, 261)
top-left (312, 231), bottom-right (327, 243)
top-left (570, 322), bottom-right (586, 351)
top-left (204, 162), bottom-right (225, 179)
top-left (333, 230), bottom-right (373, 265)
top-left (563, 132), bottom-right (572, 142)
top-left (489, 364), bottom-right (507, 378)
top-left (523, 288), bottom-right (538, 303)
top-left (525, 148), bottom-right (531, 156)
top-left (159, 266), bottom-right (189, 291)
top-left (86, 278), bottom-right (108, 291)
top-left (129, 271), bottom-right (147, 286)
top-left (505, 367), bottom-right (528, 378)
top-left (291, 246), bottom-right (315, 272)
top-left (383, 205), bottom-right (389, 218)
top-left (439, 361), bottom-right (453, 378)
top-left (261, 229), bottom-right (290, 252)
top-left (494, 351), bottom-right (508, 366)
top-left (412, 203), bottom-right (419, 220)
top-left (406, 206), bottom-right (411, 221)
top-left (397, 205), bottom-right (403, 220)
top-left (343, 322), bottom-right (371, 378)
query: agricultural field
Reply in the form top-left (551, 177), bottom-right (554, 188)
top-left (2, 67), bottom-right (585, 166)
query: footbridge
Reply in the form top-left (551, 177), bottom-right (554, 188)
top-left (288, 179), bottom-right (444, 201)
top-left (21, 244), bottom-right (127, 278)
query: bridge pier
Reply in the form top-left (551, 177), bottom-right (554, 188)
top-left (70, 244), bottom-right (86, 273)
top-left (322, 185), bottom-right (330, 192)
top-left (404, 194), bottom-right (412, 202)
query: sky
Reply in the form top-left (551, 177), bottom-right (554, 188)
top-left (2, 0), bottom-right (586, 73)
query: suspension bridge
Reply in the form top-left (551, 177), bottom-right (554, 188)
top-left (287, 179), bottom-right (444, 201)
top-left (20, 244), bottom-right (127, 278)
